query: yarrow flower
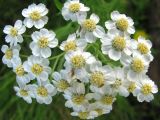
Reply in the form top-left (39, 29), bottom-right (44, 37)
top-left (3, 20), bottom-right (26, 46)
top-left (60, 33), bottom-right (87, 52)
top-left (79, 13), bottom-right (105, 43)
top-left (1, 1), bottom-right (158, 119)
top-left (105, 11), bottom-right (135, 34)
top-left (22, 3), bottom-right (48, 29)
top-left (30, 28), bottom-right (58, 58)
top-left (62, 0), bottom-right (90, 22)
top-left (23, 55), bottom-right (51, 82)
top-left (1, 45), bottom-right (20, 67)
top-left (101, 29), bottom-right (134, 61)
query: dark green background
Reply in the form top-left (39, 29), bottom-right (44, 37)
top-left (0, 0), bottom-right (160, 120)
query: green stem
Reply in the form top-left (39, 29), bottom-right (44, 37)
top-left (49, 52), bottom-right (65, 60)
top-left (20, 54), bottom-right (28, 58)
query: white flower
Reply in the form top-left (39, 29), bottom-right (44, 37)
top-left (13, 57), bottom-right (32, 86)
top-left (31, 82), bottom-right (57, 104)
top-left (121, 52), bottom-right (150, 81)
top-left (30, 28), bottom-right (58, 58)
top-left (22, 3), bottom-right (48, 29)
top-left (1, 45), bottom-right (20, 68)
top-left (3, 20), bottom-right (26, 46)
top-left (52, 70), bottom-right (73, 92)
top-left (23, 55), bottom-right (51, 82)
top-left (62, 0), bottom-right (90, 22)
top-left (86, 92), bottom-right (116, 111)
top-left (60, 33), bottom-right (87, 52)
top-left (64, 82), bottom-right (89, 112)
top-left (107, 67), bottom-right (129, 97)
top-left (88, 61), bottom-right (113, 94)
top-left (79, 13), bottom-right (105, 43)
top-left (133, 75), bottom-right (158, 102)
top-left (101, 29), bottom-right (133, 61)
top-left (133, 36), bottom-right (153, 62)
top-left (14, 84), bottom-right (34, 104)
top-left (105, 11), bottom-right (135, 34)
top-left (125, 80), bottom-right (138, 95)
top-left (71, 107), bottom-right (98, 120)
top-left (65, 50), bottom-right (96, 82)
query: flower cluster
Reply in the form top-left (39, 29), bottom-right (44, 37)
top-left (1, 1), bottom-right (158, 119)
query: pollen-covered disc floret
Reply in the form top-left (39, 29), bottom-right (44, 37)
top-left (1, 1), bottom-right (158, 120)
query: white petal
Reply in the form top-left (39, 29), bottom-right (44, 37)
top-left (44, 96), bottom-right (52, 104)
top-left (39, 72), bottom-right (48, 81)
top-left (52, 72), bottom-right (62, 80)
top-left (127, 26), bottom-right (135, 34)
top-left (48, 38), bottom-right (58, 48)
top-left (34, 20), bottom-right (45, 29)
top-left (14, 20), bottom-right (22, 29)
top-left (108, 49), bottom-right (121, 61)
top-left (85, 32), bottom-right (96, 43)
top-left (23, 18), bottom-right (33, 28)
top-left (45, 84), bottom-right (55, 94)
top-left (111, 11), bottom-right (120, 21)
top-left (41, 48), bottom-right (51, 58)
top-left (105, 20), bottom-right (115, 29)
top-left (90, 13), bottom-right (99, 24)
top-left (1, 45), bottom-right (8, 53)
top-left (93, 25), bottom-right (105, 38)
top-left (3, 25), bottom-right (12, 34)
top-left (22, 8), bottom-right (29, 17)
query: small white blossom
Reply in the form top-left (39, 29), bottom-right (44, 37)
top-left (13, 57), bottom-right (32, 86)
top-left (30, 28), bottom-right (58, 58)
top-left (133, 75), bottom-right (158, 102)
top-left (133, 36), bottom-right (153, 62)
top-left (64, 82), bottom-right (89, 112)
top-left (79, 13), bottom-right (105, 43)
top-left (65, 50), bottom-right (96, 82)
top-left (31, 82), bottom-right (57, 104)
top-left (14, 84), bottom-right (34, 104)
top-left (1, 45), bottom-right (20, 68)
top-left (3, 20), bottom-right (26, 46)
top-left (88, 61), bottom-right (113, 94)
top-left (23, 55), bottom-right (51, 82)
top-left (101, 29), bottom-right (133, 61)
top-left (22, 3), bottom-right (48, 29)
top-left (105, 11), bottom-right (135, 34)
top-left (62, 0), bottom-right (90, 22)
top-left (121, 52), bottom-right (150, 81)
top-left (60, 33), bottom-right (87, 52)
top-left (52, 70), bottom-right (73, 92)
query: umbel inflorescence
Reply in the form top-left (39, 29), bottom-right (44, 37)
top-left (1, 0), bottom-right (158, 119)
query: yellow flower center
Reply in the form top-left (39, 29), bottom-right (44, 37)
top-left (112, 36), bottom-right (126, 51)
top-left (141, 84), bottom-right (152, 95)
top-left (116, 18), bottom-right (129, 31)
top-left (16, 65), bottom-right (25, 76)
top-left (95, 109), bottom-right (103, 116)
top-left (101, 96), bottom-right (114, 105)
top-left (83, 19), bottom-right (96, 32)
top-left (37, 86), bottom-right (48, 97)
top-left (31, 64), bottom-right (43, 75)
top-left (69, 3), bottom-right (80, 13)
top-left (5, 49), bottom-right (13, 59)
top-left (71, 55), bottom-right (86, 68)
top-left (90, 72), bottom-right (104, 87)
top-left (10, 28), bottom-right (18, 37)
top-left (57, 80), bottom-right (70, 91)
top-left (137, 43), bottom-right (149, 54)
top-left (72, 94), bottom-right (85, 104)
top-left (78, 112), bottom-right (89, 119)
top-left (30, 11), bottom-right (41, 21)
top-left (112, 79), bottom-right (122, 88)
top-left (128, 82), bottom-right (136, 92)
top-left (38, 37), bottom-right (49, 48)
top-left (20, 89), bottom-right (28, 96)
top-left (131, 58), bottom-right (144, 73)
top-left (64, 41), bottom-right (77, 51)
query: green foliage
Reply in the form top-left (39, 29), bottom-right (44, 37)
top-left (0, 0), bottom-right (159, 120)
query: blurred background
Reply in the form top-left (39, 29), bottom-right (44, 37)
top-left (0, 0), bottom-right (160, 120)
